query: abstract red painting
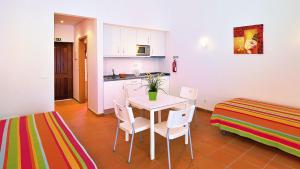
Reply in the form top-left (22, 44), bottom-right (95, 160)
top-left (234, 24), bottom-right (264, 54)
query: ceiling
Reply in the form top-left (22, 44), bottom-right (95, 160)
top-left (54, 14), bottom-right (86, 25)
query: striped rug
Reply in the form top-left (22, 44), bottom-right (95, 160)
top-left (210, 98), bottom-right (300, 157)
top-left (0, 111), bottom-right (97, 169)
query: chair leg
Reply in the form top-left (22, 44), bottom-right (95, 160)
top-left (166, 132), bottom-right (171, 169)
top-left (125, 132), bottom-right (129, 142)
top-left (128, 131), bottom-right (135, 163)
top-left (113, 121), bottom-right (120, 152)
top-left (188, 125), bottom-right (194, 159)
top-left (192, 101), bottom-right (198, 128)
top-left (139, 109), bottom-right (144, 143)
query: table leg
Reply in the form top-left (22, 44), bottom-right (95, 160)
top-left (126, 132), bottom-right (129, 142)
top-left (185, 102), bottom-right (189, 145)
top-left (158, 110), bottom-right (161, 123)
top-left (150, 110), bottom-right (155, 160)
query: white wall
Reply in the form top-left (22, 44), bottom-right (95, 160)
top-left (166, 0), bottom-right (300, 110)
top-left (5, 0), bottom-right (298, 116)
top-left (54, 24), bottom-right (74, 42)
top-left (73, 19), bottom-right (98, 113)
top-left (0, 0), bottom-right (54, 118)
top-left (0, 0), bottom-right (170, 117)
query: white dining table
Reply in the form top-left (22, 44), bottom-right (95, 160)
top-left (127, 93), bottom-right (189, 160)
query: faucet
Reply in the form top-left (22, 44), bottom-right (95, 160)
top-left (112, 68), bottom-right (116, 78)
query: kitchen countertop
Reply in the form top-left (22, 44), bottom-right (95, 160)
top-left (104, 72), bottom-right (170, 82)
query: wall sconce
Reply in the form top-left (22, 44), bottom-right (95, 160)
top-left (201, 41), bottom-right (208, 48)
top-left (199, 37), bottom-right (209, 49)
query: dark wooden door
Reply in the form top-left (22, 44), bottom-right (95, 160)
top-left (54, 42), bottom-right (73, 100)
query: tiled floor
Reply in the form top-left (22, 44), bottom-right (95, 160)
top-left (55, 100), bottom-right (300, 169)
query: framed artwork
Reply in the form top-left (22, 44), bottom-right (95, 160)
top-left (234, 24), bottom-right (263, 54)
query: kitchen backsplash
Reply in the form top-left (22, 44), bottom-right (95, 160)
top-left (103, 57), bottom-right (166, 75)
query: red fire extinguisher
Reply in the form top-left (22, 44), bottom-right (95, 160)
top-left (172, 58), bottom-right (177, 72)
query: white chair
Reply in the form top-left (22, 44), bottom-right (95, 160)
top-left (174, 86), bottom-right (198, 109)
top-left (124, 81), bottom-right (146, 107)
top-left (124, 80), bottom-right (143, 100)
top-left (113, 101), bottom-right (150, 163)
top-left (154, 105), bottom-right (196, 169)
top-left (123, 82), bottom-right (147, 140)
top-left (171, 86), bottom-right (198, 125)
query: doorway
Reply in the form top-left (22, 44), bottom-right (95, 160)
top-left (54, 13), bottom-right (99, 114)
top-left (54, 42), bottom-right (73, 100)
top-left (79, 36), bottom-right (88, 103)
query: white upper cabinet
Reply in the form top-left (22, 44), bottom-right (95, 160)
top-left (104, 24), bottom-right (166, 57)
top-left (103, 25), bottom-right (121, 56)
top-left (121, 27), bottom-right (137, 56)
top-left (150, 31), bottom-right (166, 56)
top-left (136, 29), bottom-right (151, 45)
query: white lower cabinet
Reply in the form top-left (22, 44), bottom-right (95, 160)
top-left (104, 76), bottom-right (170, 110)
top-left (104, 80), bottom-right (125, 110)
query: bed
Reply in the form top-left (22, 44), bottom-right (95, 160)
top-left (210, 98), bottom-right (300, 157)
top-left (0, 111), bottom-right (97, 169)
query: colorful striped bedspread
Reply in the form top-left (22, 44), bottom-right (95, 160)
top-left (0, 111), bottom-right (97, 169)
top-left (210, 98), bottom-right (300, 157)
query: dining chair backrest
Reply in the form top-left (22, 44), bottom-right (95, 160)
top-left (167, 105), bottom-right (196, 129)
top-left (114, 101), bottom-right (135, 124)
top-left (187, 105), bottom-right (196, 123)
top-left (180, 87), bottom-right (198, 104)
top-left (124, 82), bottom-right (144, 99)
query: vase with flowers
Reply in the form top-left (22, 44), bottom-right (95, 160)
top-left (143, 73), bottom-right (165, 101)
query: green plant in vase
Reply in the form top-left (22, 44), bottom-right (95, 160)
top-left (144, 73), bottom-right (166, 101)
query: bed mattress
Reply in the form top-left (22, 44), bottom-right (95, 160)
top-left (0, 111), bottom-right (97, 169)
top-left (210, 98), bottom-right (300, 157)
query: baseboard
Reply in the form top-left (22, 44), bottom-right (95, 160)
top-left (55, 98), bottom-right (73, 102)
top-left (104, 108), bottom-right (114, 114)
top-left (196, 106), bottom-right (213, 113)
top-left (72, 97), bottom-right (81, 103)
top-left (88, 107), bottom-right (100, 115)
